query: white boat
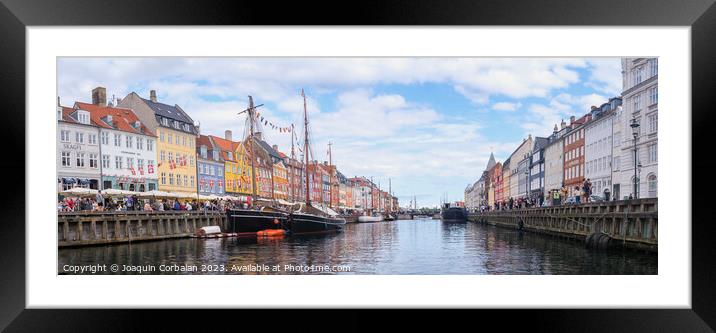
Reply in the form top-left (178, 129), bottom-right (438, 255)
top-left (358, 215), bottom-right (384, 223)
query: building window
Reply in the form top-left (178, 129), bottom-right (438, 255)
top-left (60, 130), bottom-right (70, 142)
top-left (168, 152), bottom-right (174, 163)
top-left (190, 138), bottom-right (194, 148)
top-left (88, 134), bottom-right (97, 145)
top-left (126, 135), bottom-right (133, 148)
top-left (102, 154), bottom-right (110, 169)
top-left (161, 118), bottom-right (169, 126)
top-left (649, 86), bottom-right (658, 105)
top-left (159, 150), bottom-right (165, 162)
top-left (61, 151), bottom-right (71, 167)
top-left (176, 174), bottom-right (182, 186)
top-left (190, 156), bottom-right (194, 167)
top-left (115, 156), bottom-right (122, 169)
top-left (635, 66), bottom-right (644, 85)
top-left (126, 157), bottom-right (134, 169)
top-left (650, 58), bottom-right (658, 77)
top-left (137, 137), bottom-right (144, 150)
top-left (648, 144), bottom-right (657, 163)
top-left (75, 132), bottom-right (84, 143)
top-left (160, 131), bottom-right (164, 142)
top-left (76, 152), bottom-right (85, 167)
top-left (191, 176), bottom-right (195, 187)
top-left (633, 94), bottom-right (641, 112)
top-left (114, 133), bottom-right (121, 146)
top-left (88, 153), bottom-right (98, 168)
top-left (175, 135), bottom-right (179, 145)
top-left (649, 114), bottom-right (658, 133)
top-left (167, 133), bottom-right (172, 145)
top-left (138, 159), bottom-right (144, 172)
top-left (228, 152), bottom-right (233, 160)
top-left (184, 175), bottom-right (188, 187)
top-left (182, 136), bottom-right (186, 146)
top-left (77, 111), bottom-right (90, 124)
top-left (648, 174), bottom-right (657, 197)
top-left (169, 173), bottom-right (174, 185)
top-left (147, 139), bottom-right (154, 152)
top-left (161, 173), bottom-right (166, 185)
top-left (200, 146), bottom-right (207, 159)
top-left (100, 132), bottom-right (109, 145)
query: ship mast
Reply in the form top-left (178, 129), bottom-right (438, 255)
top-left (328, 141), bottom-right (333, 209)
top-left (290, 123), bottom-right (295, 203)
top-left (242, 96), bottom-right (261, 206)
top-left (302, 89), bottom-right (311, 206)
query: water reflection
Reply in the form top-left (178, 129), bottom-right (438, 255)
top-left (58, 219), bottom-right (657, 275)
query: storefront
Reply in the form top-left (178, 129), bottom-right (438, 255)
top-left (101, 175), bottom-right (158, 192)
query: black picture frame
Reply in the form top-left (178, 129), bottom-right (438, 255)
top-left (2, 0), bottom-right (714, 331)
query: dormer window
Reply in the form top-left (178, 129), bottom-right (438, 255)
top-left (212, 150), bottom-right (219, 161)
top-left (200, 146), bottom-right (207, 159)
top-left (161, 117), bottom-right (169, 126)
top-left (76, 110), bottom-right (90, 125)
top-left (227, 152), bottom-right (233, 160)
top-left (134, 120), bottom-right (141, 129)
top-left (104, 115), bottom-right (113, 126)
top-left (183, 124), bottom-right (190, 132)
top-left (173, 120), bottom-right (180, 129)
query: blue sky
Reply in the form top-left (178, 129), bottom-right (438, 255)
top-left (58, 58), bottom-right (623, 208)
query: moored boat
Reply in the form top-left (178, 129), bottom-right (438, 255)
top-left (226, 208), bottom-right (288, 233)
top-left (441, 203), bottom-right (467, 222)
top-left (358, 214), bottom-right (384, 223)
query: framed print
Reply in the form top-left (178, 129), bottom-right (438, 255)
top-left (2, 0), bottom-right (716, 331)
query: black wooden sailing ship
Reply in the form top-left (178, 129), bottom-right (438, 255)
top-left (226, 96), bottom-right (289, 233)
top-left (288, 89), bottom-right (346, 234)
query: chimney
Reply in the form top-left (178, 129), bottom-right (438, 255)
top-left (92, 87), bottom-right (107, 107)
top-left (225, 130), bottom-right (232, 141)
top-left (553, 124), bottom-right (558, 133)
top-left (150, 90), bottom-right (157, 102)
top-left (570, 115), bottom-right (576, 124)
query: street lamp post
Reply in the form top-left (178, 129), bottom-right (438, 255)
top-left (630, 117), bottom-right (640, 199)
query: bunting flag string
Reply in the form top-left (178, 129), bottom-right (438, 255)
top-left (253, 111), bottom-right (293, 134)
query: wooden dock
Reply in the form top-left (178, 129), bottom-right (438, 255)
top-left (58, 211), bottom-right (227, 247)
top-left (468, 198), bottom-right (657, 252)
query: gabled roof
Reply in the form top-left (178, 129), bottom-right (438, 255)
top-left (141, 98), bottom-right (194, 124)
top-left (74, 102), bottom-right (154, 136)
top-left (208, 135), bottom-right (240, 162)
top-left (533, 136), bottom-right (550, 152)
top-left (254, 138), bottom-right (282, 160)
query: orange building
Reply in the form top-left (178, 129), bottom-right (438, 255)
top-left (563, 115), bottom-right (591, 190)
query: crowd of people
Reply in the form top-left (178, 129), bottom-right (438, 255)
top-left (476, 178), bottom-right (597, 212)
top-left (57, 193), bottom-right (246, 213)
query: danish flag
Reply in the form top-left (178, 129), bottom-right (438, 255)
top-left (148, 164), bottom-right (154, 174)
top-left (180, 155), bottom-right (187, 166)
top-left (218, 180), bottom-right (223, 187)
top-left (170, 159), bottom-right (176, 170)
top-left (209, 179), bottom-right (215, 187)
top-left (129, 166), bottom-right (136, 176)
top-left (200, 178), bottom-right (206, 186)
top-left (138, 167), bottom-right (144, 175)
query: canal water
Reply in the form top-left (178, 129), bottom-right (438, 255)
top-left (58, 218), bottom-right (657, 275)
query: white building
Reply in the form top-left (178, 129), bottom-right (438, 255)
top-left (611, 101), bottom-right (626, 199)
top-left (584, 97), bottom-right (622, 199)
top-left (508, 135), bottom-right (533, 199)
top-left (543, 121), bottom-right (567, 199)
top-left (57, 104), bottom-right (102, 191)
top-left (618, 58), bottom-right (658, 199)
top-left (73, 88), bottom-right (158, 192)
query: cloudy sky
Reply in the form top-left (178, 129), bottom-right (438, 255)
top-left (58, 58), bottom-right (622, 208)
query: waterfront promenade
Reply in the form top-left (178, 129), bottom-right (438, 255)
top-left (58, 211), bottom-right (226, 247)
top-left (468, 198), bottom-right (657, 252)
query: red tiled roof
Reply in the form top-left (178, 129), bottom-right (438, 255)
top-left (74, 102), bottom-right (155, 136)
top-left (208, 135), bottom-right (242, 162)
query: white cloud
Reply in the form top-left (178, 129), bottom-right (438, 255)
top-left (492, 101), bottom-right (522, 112)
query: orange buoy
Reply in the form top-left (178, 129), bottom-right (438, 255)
top-left (257, 229), bottom-right (285, 237)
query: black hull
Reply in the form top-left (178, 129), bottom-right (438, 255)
top-left (289, 213), bottom-right (345, 234)
top-left (441, 207), bottom-right (467, 222)
top-left (227, 209), bottom-right (289, 233)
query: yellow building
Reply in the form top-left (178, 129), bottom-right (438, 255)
top-left (272, 160), bottom-right (289, 200)
top-left (208, 133), bottom-right (253, 196)
top-left (118, 90), bottom-right (198, 194)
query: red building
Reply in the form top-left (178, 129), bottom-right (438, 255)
top-left (563, 115), bottom-right (591, 190)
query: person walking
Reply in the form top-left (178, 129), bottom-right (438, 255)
top-left (574, 186), bottom-right (582, 204)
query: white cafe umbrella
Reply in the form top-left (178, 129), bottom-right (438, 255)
top-left (101, 188), bottom-right (138, 197)
top-left (138, 190), bottom-right (172, 198)
top-left (61, 187), bottom-right (99, 196)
